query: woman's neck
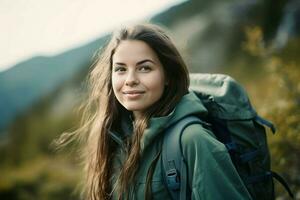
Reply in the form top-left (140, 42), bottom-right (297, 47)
top-left (133, 111), bottom-right (143, 121)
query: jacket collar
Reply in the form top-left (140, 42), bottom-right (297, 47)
top-left (109, 91), bottom-right (208, 153)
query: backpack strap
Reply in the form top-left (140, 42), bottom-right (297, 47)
top-left (271, 171), bottom-right (294, 199)
top-left (162, 116), bottom-right (204, 200)
top-left (255, 115), bottom-right (276, 134)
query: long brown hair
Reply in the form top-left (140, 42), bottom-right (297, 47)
top-left (56, 23), bottom-right (189, 200)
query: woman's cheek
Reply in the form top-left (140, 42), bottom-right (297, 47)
top-left (112, 75), bottom-right (122, 92)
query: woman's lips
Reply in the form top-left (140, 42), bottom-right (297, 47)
top-left (123, 90), bottom-right (144, 94)
top-left (123, 90), bottom-right (145, 99)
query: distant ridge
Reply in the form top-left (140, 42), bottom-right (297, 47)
top-left (0, 35), bottom-right (109, 132)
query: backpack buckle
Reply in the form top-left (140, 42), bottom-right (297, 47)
top-left (166, 168), bottom-right (180, 190)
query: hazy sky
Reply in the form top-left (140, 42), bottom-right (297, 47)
top-left (0, 0), bottom-right (184, 72)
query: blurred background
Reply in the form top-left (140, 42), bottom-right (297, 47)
top-left (0, 0), bottom-right (299, 199)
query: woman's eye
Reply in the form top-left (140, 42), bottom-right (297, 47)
top-left (139, 66), bottom-right (151, 72)
top-left (113, 66), bottom-right (126, 72)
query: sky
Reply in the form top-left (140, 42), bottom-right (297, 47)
top-left (0, 0), bottom-right (184, 72)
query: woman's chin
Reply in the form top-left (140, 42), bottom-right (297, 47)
top-left (124, 106), bottom-right (142, 112)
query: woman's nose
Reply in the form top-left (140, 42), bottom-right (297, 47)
top-left (125, 71), bottom-right (140, 86)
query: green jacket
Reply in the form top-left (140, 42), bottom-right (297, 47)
top-left (109, 92), bottom-right (253, 200)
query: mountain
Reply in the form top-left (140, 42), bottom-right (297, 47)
top-left (0, 35), bottom-right (109, 133)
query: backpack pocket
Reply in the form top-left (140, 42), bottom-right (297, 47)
top-left (226, 119), bottom-right (274, 200)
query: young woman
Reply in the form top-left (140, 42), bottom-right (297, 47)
top-left (58, 23), bottom-right (252, 200)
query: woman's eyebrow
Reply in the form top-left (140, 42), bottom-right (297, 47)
top-left (114, 59), bottom-right (156, 66)
top-left (113, 62), bottom-right (126, 66)
top-left (136, 59), bottom-right (155, 65)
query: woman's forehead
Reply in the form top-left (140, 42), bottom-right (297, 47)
top-left (112, 40), bottom-right (159, 64)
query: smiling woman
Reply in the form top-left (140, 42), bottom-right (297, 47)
top-left (82, 24), bottom-right (190, 200)
top-left (56, 23), bottom-right (252, 200)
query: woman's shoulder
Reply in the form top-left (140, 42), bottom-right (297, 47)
top-left (181, 122), bottom-right (227, 153)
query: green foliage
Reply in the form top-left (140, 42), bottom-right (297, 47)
top-left (0, 156), bottom-right (80, 200)
top-left (0, 78), bottom-right (85, 199)
top-left (265, 55), bottom-right (300, 199)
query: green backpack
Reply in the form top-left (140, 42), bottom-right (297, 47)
top-left (162, 73), bottom-right (293, 200)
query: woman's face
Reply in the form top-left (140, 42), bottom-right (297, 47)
top-left (112, 40), bottom-right (166, 119)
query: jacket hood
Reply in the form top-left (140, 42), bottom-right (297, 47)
top-left (140, 91), bottom-right (207, 153)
